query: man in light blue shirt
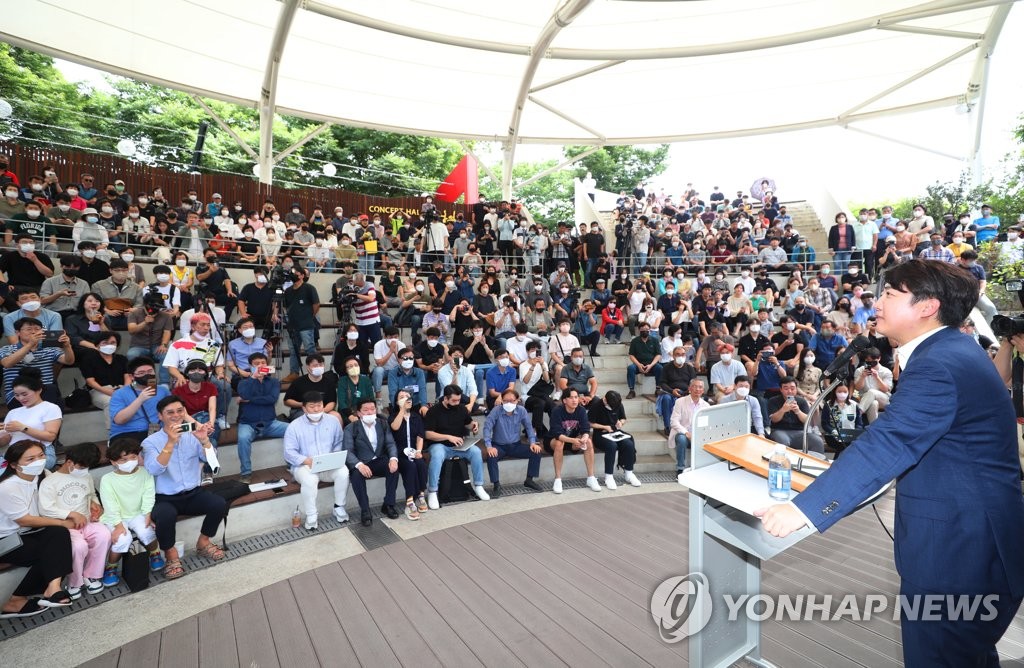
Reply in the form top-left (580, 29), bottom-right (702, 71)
top-left (482, 389), bottom-right (542, 497)
top-left (2, 289), bottom-right (64, 341)
top-left (387, 349), bottom-right (428, 409)
top-left (142, 395), bottom-right (228, 576)
top-left (973, 204), bottom-right (1001, 243)
top-left (283, 391), bottom-right (350, 529)
top-left (436, 346), bottom-right (478, 407)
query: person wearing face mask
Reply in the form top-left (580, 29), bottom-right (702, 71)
top-left (344, 397), bottom-right (419, 525)
top-left (423, 385), bottom-right (488, 508)
top-left (171, 212), bottom-right (212, 262)
top-left (273, 266), bottom-right (318, 383)
top-left (79, 331), bottom-right (130, 427)
top-left (918, 232), bottom-right (956, 264)
top-left (806, 321), bottom-right (848, 372)
top-left (0, 441), bottom-right (75, 617)
top-left (3, 287), bottom-right (62, 342)
top-left (481, 388), bottom-right (542, 497)
top-left (820, 383), bottom-right (864, 457)
top-left (946, 231), bottom-right (972, 259)
top-left (0, 181), bottom-right (27, 230)
top-left (720, 376), bottom-right (765, 436)
top-left (98, 438), bottom-right (160, 588)
top-left (236, 268), bottom-right (273, 329)
top-left (709, 342), bottom-right (744, 402)
top-left (37, 443), bottom-right (111, 601)
top-left (333, 324), bottom-right (371, 377)
top-left (171, 359), bottom-right (221, 471)
top-left (336, 357), bottom-right (374, 424)
top-left (437, 346), bottom-right (480, 413)
top-left (233, 354), bottom-right (291, 484)
top-left (108, 357), bottom-right (171, 444)
top-left (0, 232), bottom-right (56, 293)
top-left (92, 258), bottom-right (144, 330)
top-left (413, 327), bottom-right (449, 393)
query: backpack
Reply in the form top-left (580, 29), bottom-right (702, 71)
top-left (437, 457), bottom-right (473, 504)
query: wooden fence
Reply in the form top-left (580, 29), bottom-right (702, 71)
top-left (0, 142), bottom-right (469, 220)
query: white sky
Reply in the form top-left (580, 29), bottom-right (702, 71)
top-left (53, 6), bottom-right (1024, 206)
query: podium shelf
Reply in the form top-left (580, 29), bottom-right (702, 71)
top-left (702, 434), bottom-right (828, 492)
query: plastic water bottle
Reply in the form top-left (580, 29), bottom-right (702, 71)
top-left (768, 445), bottom-right (792, 501)
top-left (291, 506), bottom-right (301, 528)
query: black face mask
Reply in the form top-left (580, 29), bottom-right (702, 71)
top-left (134, 374), bottom-right (155, 387)
top-left (63, 268), bottom-right (78, 277)
top-left (188, 372), bottom-right (207, 383)
top-left (0, 163), bottom-right (7, 171)
top-left (865, 360), bottom-right (879, 367)
top-left (640, 332), bottom-right (650, 339)
top-left (795, 304), bottom-right (805, 311)
top-left (106, 189), bottom-right (117, 197)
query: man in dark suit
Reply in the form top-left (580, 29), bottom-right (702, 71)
top-left (757, 260), bottom-right (1024, 666)
top-left (343, 398), bottom-right (417, 526)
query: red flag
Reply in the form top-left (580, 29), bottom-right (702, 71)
top-left (435, 154), bottom-right (478, 204)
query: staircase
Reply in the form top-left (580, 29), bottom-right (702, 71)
top-left (782, 200), bottom-right (830, 258)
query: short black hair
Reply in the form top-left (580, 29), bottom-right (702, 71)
top-left (355, 397), bottom-right (376, 411)
top-left (106, 437), bottom-right (143, 462)
top-left (248, 352), bottom-right (268, 365)
top-left (157, 395), bottom-right (185, 413)
top-left (883, 259), bottom-right (979, 328)
top-left (306, 353), bottom-right (324, 365)
top-left (65, 443), bottom-right (100, 468)
top-left (442, 384), bottom-right (463, 398)
top-left (779, 376), bottom-right (797, 386)
top-left (301, 391), bottom-right (324, 405)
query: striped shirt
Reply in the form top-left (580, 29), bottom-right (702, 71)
top-left (353, 284), bottom-right (380, 325)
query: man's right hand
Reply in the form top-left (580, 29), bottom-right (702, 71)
top-left (486, 446), bottom-right (498, 458)
top-left (137, 386), bottom-right (157, 402)
top-left (449, 435), bottom-right (464, 447)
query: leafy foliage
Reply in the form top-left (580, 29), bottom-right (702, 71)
top-left (564, 144), bottom-right (670, 193)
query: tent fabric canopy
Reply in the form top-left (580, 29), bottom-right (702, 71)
top-left (0, 0), bottom-right (1016, 192)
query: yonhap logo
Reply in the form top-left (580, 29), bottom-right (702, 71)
top-left (650, 573), bottom-right (713, 643)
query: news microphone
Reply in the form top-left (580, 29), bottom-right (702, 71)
top-left (822, 335), bottom-right (872, 380)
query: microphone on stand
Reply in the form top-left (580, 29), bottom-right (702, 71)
top-left (822, 335), bottom-right (872, 381)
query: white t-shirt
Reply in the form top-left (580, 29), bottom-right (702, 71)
top-left (7, 401), bottom-right (62, 449)
top-left (39, 470), bottom-right (96, 518)
top-left (0, 476), bottom-right (39, 537)
top-left (372, 338), bottom-right (401, 372)
top-left (178, 307), bottom-right (227, 343)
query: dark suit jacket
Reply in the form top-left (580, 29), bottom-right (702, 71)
top-left (827, 223), bottom-right (856, 252)
top-left (343, 419), bottom-right (397, 467)
top-left (794, 327), bottom-right (1024, 596)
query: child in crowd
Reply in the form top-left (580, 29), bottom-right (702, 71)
top-left (99, 437), bottom-right (162, 586)
top-left (37, 443), bottom-right (111, 600)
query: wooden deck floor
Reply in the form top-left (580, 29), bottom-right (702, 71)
top-left (78, 490), bottom-right (1024, 668)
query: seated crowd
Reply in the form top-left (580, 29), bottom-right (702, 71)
top-left (0, 163), bottom-right (1009, 618)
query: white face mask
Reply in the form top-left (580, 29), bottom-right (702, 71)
top-left (122, 253), bottom-right (134, 262)
top-left (720, 353), bottom-right (732, 363)
top-left (346, 331), bottom-right (359, 341)
top-left (502, 402), bottom-right (517, 413)
top-left (21, 300), bottom-right (40, 312)
top-left (69, 466), bottom-right (90, 478)
top-left (835, 392), bottom-right (849, 402)
top-left (308, 366), bottom-right (325, 378)
top-left (116, 460), bottom-right (138, 473)
top-left (445, 281), bottom-right (455, 289)
top-left (20, 460), bottom-right (46, 476)
top-left (306, 411), bottom-right (324, 423)
top-left (58, 204), bottom-right (71, 213)
top-left (426, 339), bottom-right (438, 348)
top-left (498, 357), bottom-right (511, 368)
top-left (4, 190), bottom-right (17, 199)
top-left (99, 344), bottom-right (117, 355)
top-left (571, 357), bottom-right (584, 366)
top-left (735, 387), bottom-right (750, 398)
top-left (786, 322), bottom-right (796, 331)
top-left (400, 359), bottom-right (414, 370)
top-left (101, 206), bottom-right (113, 214)
top-left (67, 189), bottom-right (79, 197)
top-left (674, 355), bottom-right (686, 365)
top-left (360, 414), bottom-right (377, 426)
top-left (26, 210), bottom-right (40, 219)
top-left (240, 327), bottom-right (256, 339)
top-left (19, 243), bottom-right (35, 253)
top-left (176, 259), bottom-right (187, 267)
top-left (256, 275), bottom-right (268, 284)
top-left (156, 274), bottom-right (170, 283)
top-left (913, 210), bottom-right (923, 218)
top-left (805, 355), bottom-right (816, 364)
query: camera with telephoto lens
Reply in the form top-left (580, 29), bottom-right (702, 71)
top-left (143, 287), bottom-right (165, 316)
top-left (991, 314), bottom-right (1024, 339)
top-left (267, 265), bottom-right (295, 295)
top-left (334, 283), bottom-right (358, 306)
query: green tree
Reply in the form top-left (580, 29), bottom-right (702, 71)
top-left (564, 144), bottom-right (670, 193)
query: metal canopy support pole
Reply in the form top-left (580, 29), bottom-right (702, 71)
top-left (191, 95), bottom-right (259, 162)
top-left (258, 0), bottom-right (301, 186)
top-left (529, 60), bottom-right (625, 93)
top-left (273, 122), bottom-right (330, 163)
top-left (844, 126), bottom-right (965, 162)
top-left (458, 141), bottom-right (500, 187)
top-left (967, 3), bottom-right (1011, 185)
top-left (501, 0), bottom-right (595, 200)
top-left (970, 53), bottom-right (992, 186)
top-left (513, 146), bottom-right (602, 191)
top-left (527, 96), bottom-right (605, 141)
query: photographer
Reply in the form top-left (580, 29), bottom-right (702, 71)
top-left (0, 317), bottom-right (73, 408)
top-left (236, 267), bottom-right (273, 329)
top-left (993, 328), bottom-right (1024, 474)
top-left (195, 251), bottom-right (238, 320)
top-left (351, 272), bottom-right (382, 347)
top-left (273, 266), bottom-right (319, 383)
top-left (126, 289), bottom-right (174, 384)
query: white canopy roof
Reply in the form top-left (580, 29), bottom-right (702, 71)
top-left (1, 0), bottom-right (1016, 192)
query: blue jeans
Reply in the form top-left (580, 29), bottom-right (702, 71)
top-left (656, 393), bottom-right (679, 431)
top-left (633, 252), bottom-right (648, 273)
top-left (486, 442), bottom-right (541, 483)
top-left (627, 362), bottom-right (663, 391)
top-left (127, 345), bottom-right (169, 385)
top-left (472, 363), bottom-right (495, 399)
top-left (832, 249), bottom-right (852, 275)
top-left (236, 420), bottom-right (290, 477)
top-left (585, 258), bottom-right (598, 283)
top-left (674, 433), bottom-right (690, 471)
top-left (427, 442), bottom-right (484, 491)
top-left (288, 328), bottom-right (317, 374)
top-left (602, 324), bottom-right (623, 341)
top-left (359, 254), bottom-right (375, 275)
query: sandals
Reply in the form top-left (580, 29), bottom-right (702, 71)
top-left (196, 543), bottom-right (226, 561)
top-left (163, 559), bottom-right (185, 580)
top-left (37, 590), bottom-right (73, 608)
top-left (0, 598), bottom-right (44, 618)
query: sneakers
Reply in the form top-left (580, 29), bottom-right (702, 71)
top-left (427, 491), bottom-right (440, 510)
top-left (604, 474), bottom-right (617, 490)
top-left (216, 415), bottom-right (229, 430)
top-left (586, 476), bottom-right (601, 492)
top-left (149, 553), bottom-right (165, 571)
top-left (239, 474), bottom-right (252, 485)
top-left (523, 477), bottom-right (542, 492)
top-left (405, 500), bottom-right (420, 521)
top-left (305, 516), bottom-right (318, 531)
top-left (333, 508), bottom-right (350, 524)
top-left (200, 471), bottom-right (214, 486)
top-left (473, 485), bottom-right (490, 501)
top-left (85, 578), bottom-right (104, 595)
top-left (624, 471), bottom-right (642, 487)
top-left (491, 482), bottom-right (502, 498)
top-left (416, 493), bottom-right (429, 513)
top-left (552, 478), bottom-right (563, 494)
top-left (101, 568), bottom-right (120, 587)
top-left (67, 585), bottom-right (82, 601)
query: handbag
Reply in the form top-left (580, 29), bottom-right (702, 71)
top-left (122, 539), bottom-right (150, 592)
top-left (64, 379), bottom-right (92, 411)
top-left (206, 480), bottom-right (252, 550)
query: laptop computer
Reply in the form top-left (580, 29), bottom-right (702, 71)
top-left (451, 437), bottom-right (479, 452)
top-left (310, 450), bottom-right (347, 473)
